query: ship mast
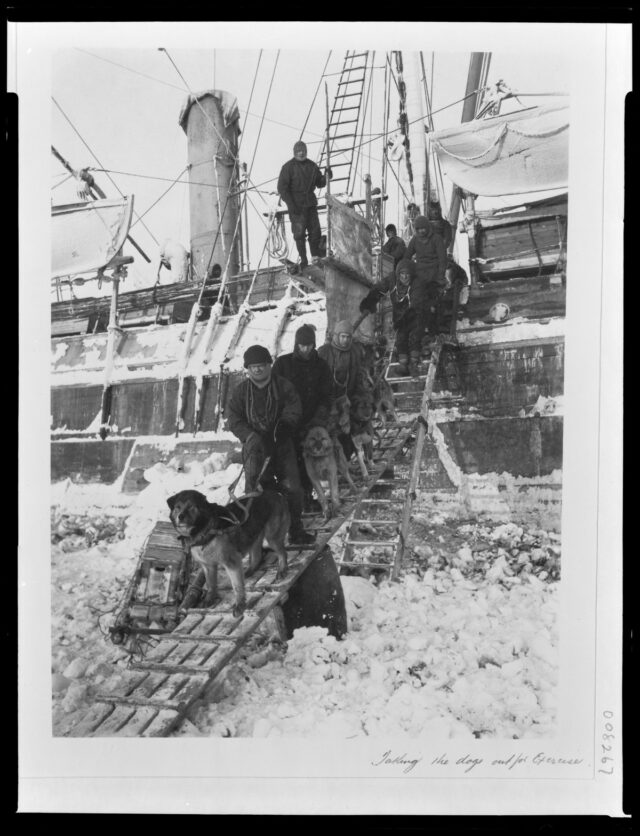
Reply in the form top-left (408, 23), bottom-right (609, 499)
top-left (403, 51), bottom-right (429, 215)
top-left (446, 52), bottom-right (491, 250)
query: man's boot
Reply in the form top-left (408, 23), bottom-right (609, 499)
top-left (295, 239), bottom-right (308, 271)
top-left (409, 351), bottom-right (420, 378)
top-left (395, 354), bottom-right (409, 377)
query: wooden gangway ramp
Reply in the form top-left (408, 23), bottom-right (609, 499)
top-left (69, 419), bottom-right (415, 737)
top-left (69, 337), bottom-right (459, 737)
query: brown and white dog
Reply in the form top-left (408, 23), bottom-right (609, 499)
top-left (372, 373), bottom-right (398, 424)
top-left (167, 489), bottom-right (290, 616)
top-left (350, 394), bottom-right (376, 479)
top-left (302, 425), bottom-right (354, 519)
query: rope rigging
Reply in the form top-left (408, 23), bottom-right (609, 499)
top-left (302, 50), bottom-right (333, 144)
top-left (130, 166), bottom-right (188, 228)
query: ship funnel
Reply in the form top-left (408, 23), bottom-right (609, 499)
top-left (179, 90), bottom-right (241, 282)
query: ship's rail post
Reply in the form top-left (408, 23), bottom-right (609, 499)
top-left (324, 82), bottom-right (332, 257)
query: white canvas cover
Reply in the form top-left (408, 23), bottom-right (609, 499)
top-left (51, 197), bottom-right (134, 279)
top-left (431, 103), bottom-right (569, 196)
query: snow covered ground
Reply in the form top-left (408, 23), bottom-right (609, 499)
top-left (50, 453), bottom-right (560, 739)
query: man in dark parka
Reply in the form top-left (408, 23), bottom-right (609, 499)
top-left (277, 140), bottom-right (331, 270)
top-left (272, 324), bottom-right (334, 509)
top-left (405, 215), bottom-right (447, 339)
top-left (225, 344), bottom-right (315, 546)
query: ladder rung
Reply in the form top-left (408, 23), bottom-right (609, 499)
top-left (346, 52), bottom-right (368, 58)
top-left (341, 65), bottom-right (367, 72)
top-left (335, 92), bottom-right (362, 99)
top-left (326, 161), bottom-right (351, 168)
top-left (332, 106), bottom-right (360, 113)
top-left (346, 540), bottom-right (398, 548)
top-left (339, 561), bottom-right (392, 569)
top-left (95, 694), bottom-right (186, 711)
top-left (351, 519), bottom-right (398, 525)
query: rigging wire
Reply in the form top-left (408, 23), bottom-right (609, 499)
top-left (75, 47), bottom-right (328, 141)
top-left (130, 165), bottom-right (188, 228)
top-left (352, 51), bottom-right (375, 198)
top-left (246, 51), bottom-right (280, 188)
top-left (52, 96), bottom-right (160, 245)
top-left (87, 168), bottom-right (215, 188)
top-left (159, 47), bottom-right (263, 294)
top-left (300, 51), bottom-right (332, 140)
top-left (159, 48), bottom-right (231, 159)
top-left (159, 49), bottom-right (233, 269)
top-left (51, 172), bottom-right (75, 190)
top-left (204, 50), bottom-right (281, 301)
top-left (380, 54), bottom-right (391, 234)
top-left (218, 82), bottom-right (480, 200)
top-left (385, 151), bottom-right (412, 207)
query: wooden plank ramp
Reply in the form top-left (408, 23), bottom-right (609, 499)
top-left (70, 417), bottom-right (415, 738)
top-left (336, 340), bottom-right (458, 580)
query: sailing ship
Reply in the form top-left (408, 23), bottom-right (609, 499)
top-left (50, 50), bottom-right (568, 521)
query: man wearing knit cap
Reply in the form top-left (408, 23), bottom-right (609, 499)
top-left (272, 323), bottom-right (334, 510)
top-left (405, 214), bottom-right (447, 341)
top-left (359, 258), bottom-right (424, 377)
top-left (225, 344), bottom-right (315, 546)
top-left (277, 140), bottom-right (332, 271)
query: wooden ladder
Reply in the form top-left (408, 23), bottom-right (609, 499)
top-left (336, 335), bottom-right (458, 579)
top-left (318, 51), bottom-right (371, 196)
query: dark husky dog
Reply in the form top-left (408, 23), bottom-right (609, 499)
top-left (167, 489), bottom-right (290, 616)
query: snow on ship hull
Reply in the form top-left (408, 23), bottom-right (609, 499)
top-left (51, 261), bottom-right (565, 528)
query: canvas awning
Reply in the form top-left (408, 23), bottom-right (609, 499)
top-left (431, 103), bottom-right (569, 197)
top-left (51, 196), bottom-right (134, 280)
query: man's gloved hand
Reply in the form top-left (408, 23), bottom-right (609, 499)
top-left (325, 167), bottom-right (333, 179)
top-left (274, 421), bottom-right (294, 445)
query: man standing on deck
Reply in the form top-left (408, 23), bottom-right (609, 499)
top-left (406, 215), bottom-right (447, 342)
top-left (225, 345), bottom-right (315, 546)
top-left (359, 258), bottom-right (424, 378)
top-left (272, 324), bottom-right (334, 511)
top-left (318, 320), bottom-right (364, 456)
top-left (381, 224), bottom-right (407, 266)
top-left (278, 140), bottom-right (332, 271)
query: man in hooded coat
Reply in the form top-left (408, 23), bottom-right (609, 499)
top-left (278, 140), bottom-right (332, 270)
top-left (405, 214), bottom-right (447, 339)
top-left (359, 258), bottom-right (424, 377)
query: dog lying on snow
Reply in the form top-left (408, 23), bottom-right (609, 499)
top-left (302, 425), bottom-right (358, 519)
top-left (167, 489), bottom-right (290, 617)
